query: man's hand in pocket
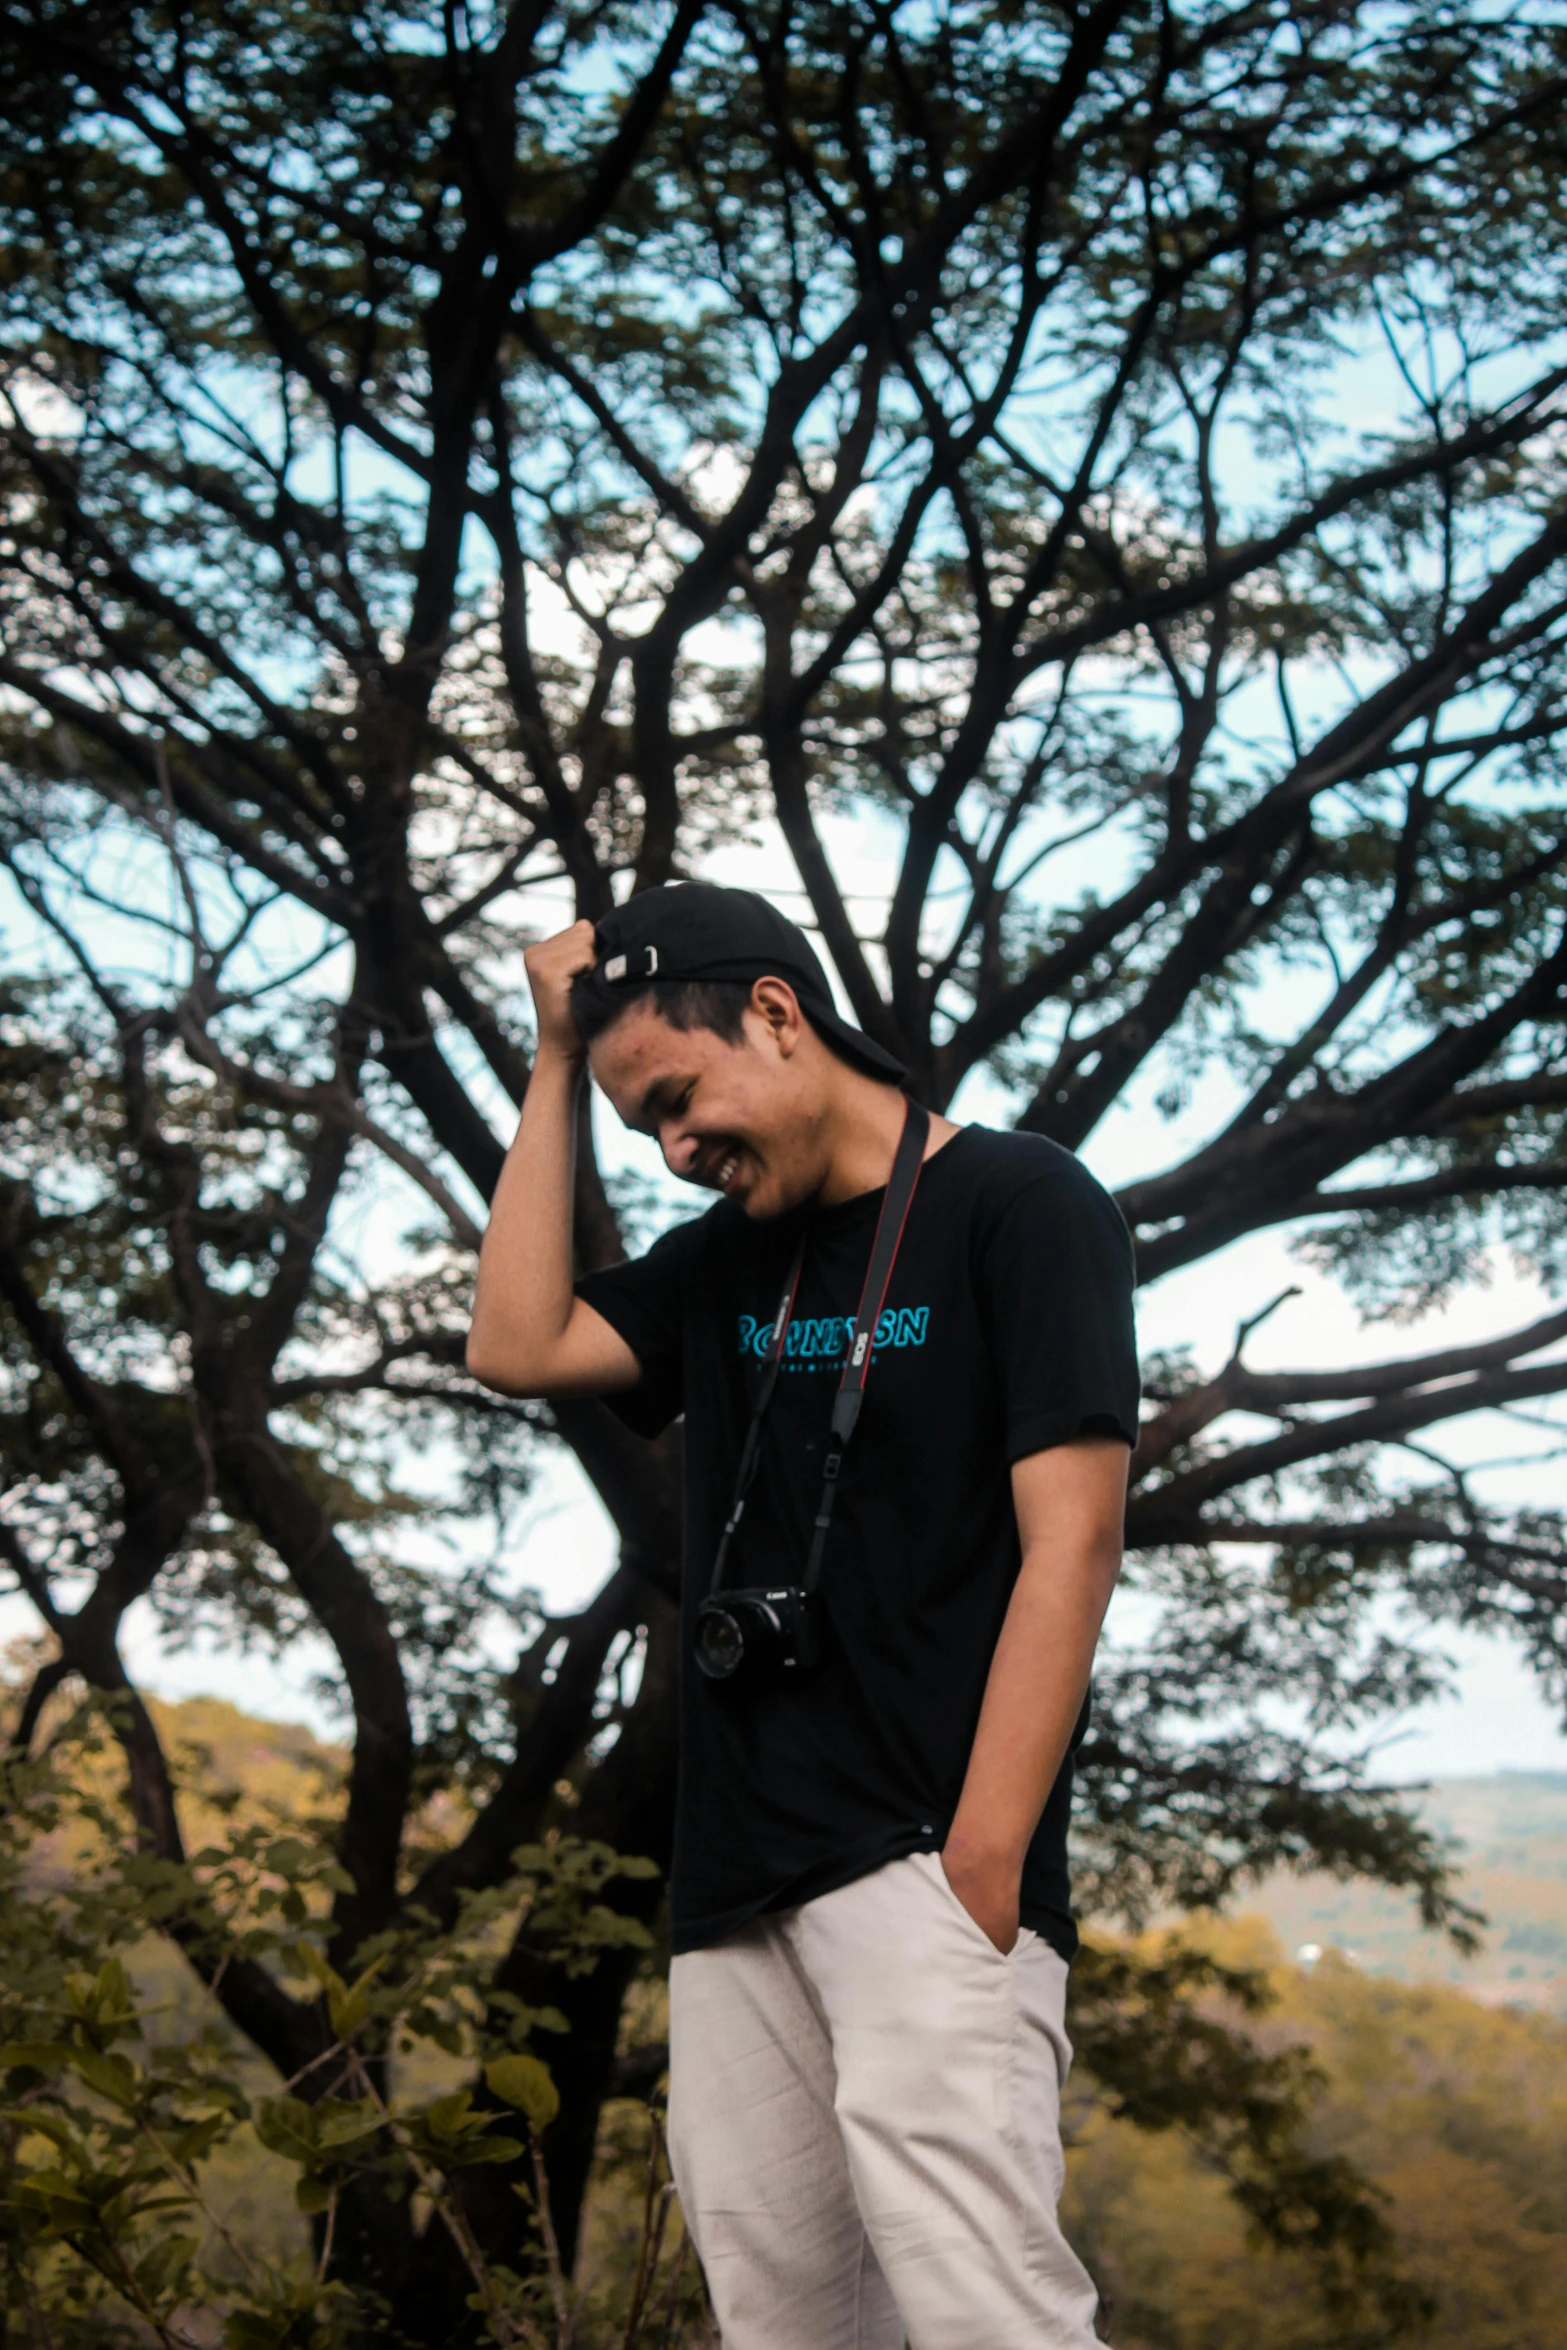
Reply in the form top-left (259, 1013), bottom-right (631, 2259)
top-left (939, 1840), bottom-right (1022, 1955)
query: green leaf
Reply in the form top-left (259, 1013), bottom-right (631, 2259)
top-left (225, 2312), bottom-right (288, 2350)
top-left (69, 2046), bottom-right (140, 2108)
top-left (419, 2089), bottom-right (477, 2145)
top-left (0, 2041), bottom-right (75, 2073)
top-left (290, 1944), bottom-right (385, 2040)
top-left (484, 2053), bottom-right (559, 2131)
top-left (328, 1955), bottom-right (386, 2042)
top-left (168, 2112), bottom-right (230, 2167)
top-left (312, 2097), bottom-right (381, 2151)
top-left (255, 2089), bottom-right (379, 2186)
top-left (63, 1957), bottom-right (136, 2038)
top-left (446, 2135), bottom-right (525, 2167)
top-left (1, 2108), bottom-right (79, 2152)
top-left (263, 1836), bottom-right (313, 1878)
top-left (295, 2173), bottom-right (333, 2216)
top-left (15, 2169), bottom-right (96, 2211)
top-left (294, 1942), bottom-right (346, 1999)
top-left (133, 2232), bottom-right (197, 2298)
top-left (252, 2095), bottom-right (321, 2162)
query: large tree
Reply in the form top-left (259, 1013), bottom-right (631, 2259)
top-left (1, 0), bottom-right (1566, 2333)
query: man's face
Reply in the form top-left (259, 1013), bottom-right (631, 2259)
top-left (588, 994), bottom-right (828, 1220)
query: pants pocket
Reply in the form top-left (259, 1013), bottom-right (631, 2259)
top-left (913, 1850), bottom-right (1037, 1962)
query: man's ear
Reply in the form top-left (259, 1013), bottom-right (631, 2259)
top-left (750, 975), bottom-right (806, 1056)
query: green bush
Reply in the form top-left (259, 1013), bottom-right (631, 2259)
top-left (0, 1705), bottom-right (693, 2349)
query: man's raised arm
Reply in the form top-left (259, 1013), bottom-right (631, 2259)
top-left (466, 920), bottom-right (641, 1399)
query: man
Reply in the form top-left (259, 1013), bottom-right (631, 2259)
top-left (467, 882), bottom-right (1139, 2350)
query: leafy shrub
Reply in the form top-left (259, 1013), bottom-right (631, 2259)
top-left (0, 1704), bottom-right (692, 2348)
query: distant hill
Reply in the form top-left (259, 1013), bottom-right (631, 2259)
top-left (1230, 1773), bottom-right (1567, 2012)
top-left (1064, 1917), bottom-right (1567, 2350)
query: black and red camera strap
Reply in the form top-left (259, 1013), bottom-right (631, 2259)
top-left (706, 1097), bottom-right (931, 1601)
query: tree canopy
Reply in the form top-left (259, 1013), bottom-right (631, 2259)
top-left (1, 0), bottom-right (1566, 2335)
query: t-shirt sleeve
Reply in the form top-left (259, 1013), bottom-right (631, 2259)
top-left (975, 1151), bottom-right (1141, 1461)
top-left (575, 1217), bottom-right (700, 1439)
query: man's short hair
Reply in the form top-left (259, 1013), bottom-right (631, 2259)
top-left (570, 967), bottom-right (885, 1075)
top-left (571, 972), bottom-right (753, 1052)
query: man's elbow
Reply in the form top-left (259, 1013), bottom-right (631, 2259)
top-left (1017, 1522), bottom-right (1123, 1603)
top-left (465, 1323), bottom-right (533, 1395)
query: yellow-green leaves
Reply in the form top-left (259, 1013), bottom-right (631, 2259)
top-left (408, 2086), bottom-right (526, 2170)
top-left (0, 1721), bottom-right (661, 2345)
top-left (0, 2040), bottom-right (76, 2073)
top-left (484, 2052), bottom-right (561, 2132)
top-left (63, 1957), bottom-right (138, 2041)
top-left (252, 2094), bottom-right (382, 2167)
top-left (293, 1943), bottom-right (387, 2042)
top-left (222, 2277), bottom-right (360, 2350)
top-left (252, 2094), bottom-right (384, 2216)
top-left (66, 2044), bottom-right (140, 2109)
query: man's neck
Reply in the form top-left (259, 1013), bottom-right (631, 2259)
top-left (817, 1075), bottom-right (959, 1207)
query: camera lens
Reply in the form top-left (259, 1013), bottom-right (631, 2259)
top-left (695, 1594), bottom-right (792, 1681)
top-left (694, 1603), bottom-right (747, 1681)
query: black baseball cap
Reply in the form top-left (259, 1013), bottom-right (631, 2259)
top-left (578, 882), bottom-right (907, 1081)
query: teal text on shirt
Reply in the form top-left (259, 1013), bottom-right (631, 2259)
top-left (737, 1306), bottom-right (931, 1363)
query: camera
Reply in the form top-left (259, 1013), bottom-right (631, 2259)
top-left (693, 1586), bottom-right (824, 1683)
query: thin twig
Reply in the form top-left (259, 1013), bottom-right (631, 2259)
top-left (344, 2051), bottom-right (533, 2348)
top-left (619, 2116), bottom-right (665, 2348)
top-left (315, 2184), bottom-right (338, 2285)
top-left (622, 2185), bottom-right (675, 2347)
top-left (531, 2131), bottom-right (574, 2348)
top-left (653, 2227), bottom-right (693, 2350)
top-left (135, 2115), bottom-right (267, 2291)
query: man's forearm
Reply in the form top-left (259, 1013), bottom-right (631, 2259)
top-left (942, 1437), bottom-right (1127, 1950)
top-left (944, 1543), bottom-right (1113, 1873)
top-left (467, 1042), bottom-right (582, 1386)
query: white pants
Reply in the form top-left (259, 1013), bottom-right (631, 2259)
top-left (667, 1852), bottom-right (1103, 2349)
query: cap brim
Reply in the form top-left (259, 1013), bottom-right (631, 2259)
top-left (803, 998), bottom-right (908, 1081)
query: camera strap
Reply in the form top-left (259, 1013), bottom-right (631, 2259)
top-left (707, 1097), bottom-right (931, 1600)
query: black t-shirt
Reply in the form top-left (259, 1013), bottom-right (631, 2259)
top-left (577, 1123), bottom-right (1140, 1961)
